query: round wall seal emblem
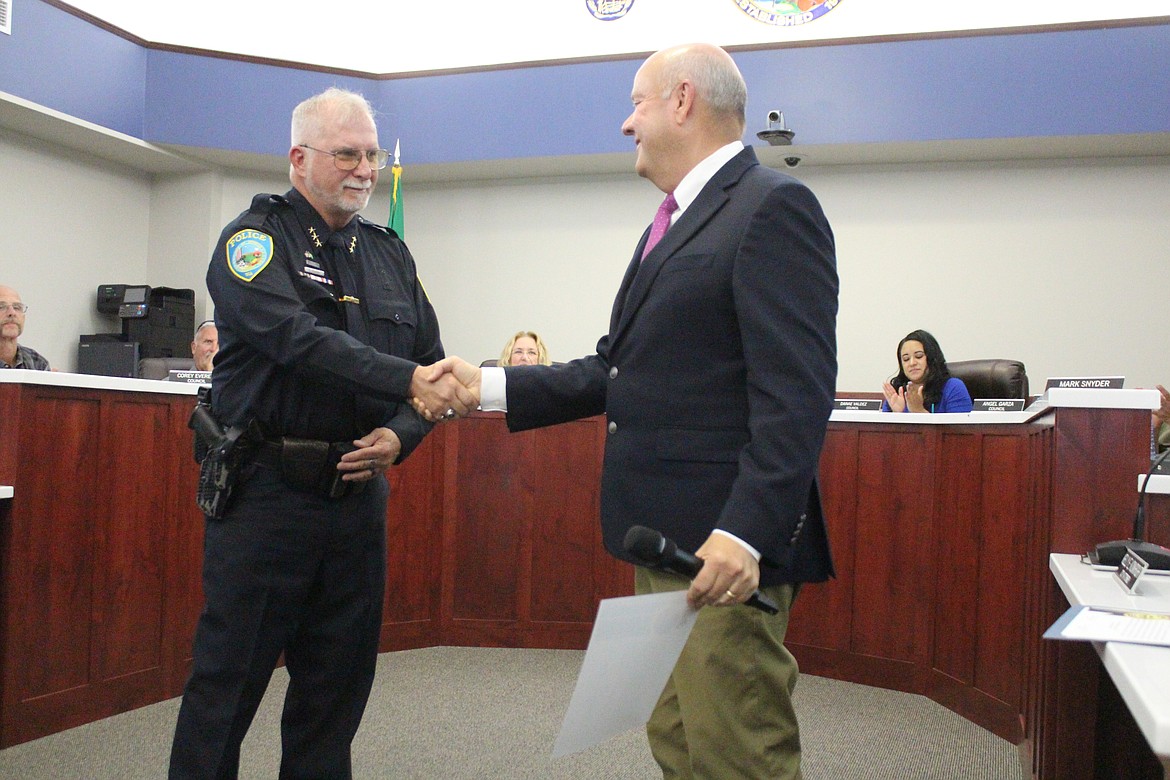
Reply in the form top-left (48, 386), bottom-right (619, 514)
top-left (733, 0), bottom-right (841, 26)
top-left (586, 0), bottom-right (635, 21)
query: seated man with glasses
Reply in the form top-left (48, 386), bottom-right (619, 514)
top-left (0, 285), bottom-right (50, 370)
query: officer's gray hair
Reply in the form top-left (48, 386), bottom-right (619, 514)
top-left (655, 46), bottom-right (746, 129)
top-left (290, 87), bottom-right (377, 147)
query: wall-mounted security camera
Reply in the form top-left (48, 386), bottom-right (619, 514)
top-left (783, 155), bottom-right (803, 168)
top-left (756, 109), bottom-right (795, 146)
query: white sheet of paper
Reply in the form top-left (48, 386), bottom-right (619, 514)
top-left (1056, 605), bottom-right (1170, 647)
top-left (552, 590), bottom-right (697, 758)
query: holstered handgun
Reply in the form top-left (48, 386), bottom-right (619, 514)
top-left (190, 387), bottom-right (221, 465)
top-left (188, 387), bottom-right (255, 519)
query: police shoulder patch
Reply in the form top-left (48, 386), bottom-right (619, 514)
top-left (226, 229), bottom-right (274, 282)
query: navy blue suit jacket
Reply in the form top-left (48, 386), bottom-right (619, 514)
top-left (504, 146), bottom-right (838, 586)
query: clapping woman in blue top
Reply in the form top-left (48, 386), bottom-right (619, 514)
top-left (881, 329), bottom-right (973, 413)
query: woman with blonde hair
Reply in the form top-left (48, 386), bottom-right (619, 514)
top-left (499, 331), bottom-right (551, 366)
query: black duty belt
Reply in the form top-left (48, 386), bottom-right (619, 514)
top-left (252, 440), bottom-right (286, 468)
top-left (253, 437), bottom-right (365, 499)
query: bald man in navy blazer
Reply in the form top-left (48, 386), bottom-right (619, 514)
top-left (428, 43), bottom-right (837, 779)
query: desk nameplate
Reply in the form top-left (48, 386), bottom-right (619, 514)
top-left (0, 370), bottom-right (199, 396)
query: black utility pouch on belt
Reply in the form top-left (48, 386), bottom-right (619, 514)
top-left (188, 387), bottom-right (255, 519)
top-left (278, 438), bottom-right (361, 499)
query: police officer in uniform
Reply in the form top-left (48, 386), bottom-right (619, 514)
top-left (169, 87), bottom-right (474, 779)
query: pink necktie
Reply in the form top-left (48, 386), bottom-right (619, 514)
top-left (641, 192), bottom-right (678, 260)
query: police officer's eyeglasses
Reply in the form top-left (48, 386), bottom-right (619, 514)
top-left (298, 145), bottom-right (389, 171)
top-left (0, 303), bottom-right (28, 313)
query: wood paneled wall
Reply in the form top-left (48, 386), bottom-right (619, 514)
top-left (789, 422), bottom-right (1054, 742)
top-left (0, 386), bottom-right (629, 748)
top-left (0, 383), bottom-right (204, 746)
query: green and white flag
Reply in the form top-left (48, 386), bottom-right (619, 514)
top-left (388, 138), bottom-right (404, 239)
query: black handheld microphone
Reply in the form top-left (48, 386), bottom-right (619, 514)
top-left (623, 525), bottom-right (780, 614)
top-left (1088, 447), bottom-right (1170, 571)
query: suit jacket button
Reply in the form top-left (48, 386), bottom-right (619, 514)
top-left (607, 421), bottom-right (617, 434)
top-left (609, 366), bottom-right (619, 379)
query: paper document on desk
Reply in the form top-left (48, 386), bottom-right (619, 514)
top-left (552, 591), bottom-right (697, 758)
top-left (1044, 604), bottom-right (1170, 648)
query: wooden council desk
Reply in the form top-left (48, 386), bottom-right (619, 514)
top-left (0, 373), bottom-right (1158, 759)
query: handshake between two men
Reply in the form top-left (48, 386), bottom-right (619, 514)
top-left (409, 356), bottom-right (484, 422)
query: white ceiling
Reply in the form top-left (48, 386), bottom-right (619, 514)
top-left (51, 1), bottom-right (1170, 76)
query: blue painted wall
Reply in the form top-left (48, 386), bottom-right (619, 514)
top-left (140, 52), bottom-right (641, 163)
top-left (3, 1), bottom-right (1167, 162)
top-left (1, 0), bottom-right (146, 136)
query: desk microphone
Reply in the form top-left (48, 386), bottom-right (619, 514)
top-left (623, 525), bottom-right (780, 614)
top-left (1087, 447), bottom-right (1170, 570)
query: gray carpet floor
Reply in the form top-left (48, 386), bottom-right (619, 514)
top-left (0, 647), bottom-right (1025, 779)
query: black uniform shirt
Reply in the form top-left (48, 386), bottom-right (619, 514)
top-left (207, 188), bottom-right (443, 460)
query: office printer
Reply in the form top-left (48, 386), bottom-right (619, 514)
top-left (79, 285), bottom-right (195, 377)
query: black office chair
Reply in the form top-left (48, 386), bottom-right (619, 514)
top-left (945, 359), bottom-right (1029, 400)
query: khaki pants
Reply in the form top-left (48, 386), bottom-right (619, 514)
top-left (637, 567), bottom-right (803, 780)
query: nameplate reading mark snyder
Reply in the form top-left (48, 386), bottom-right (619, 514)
top-left (1044, 376), bottom-right (1124, 390)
